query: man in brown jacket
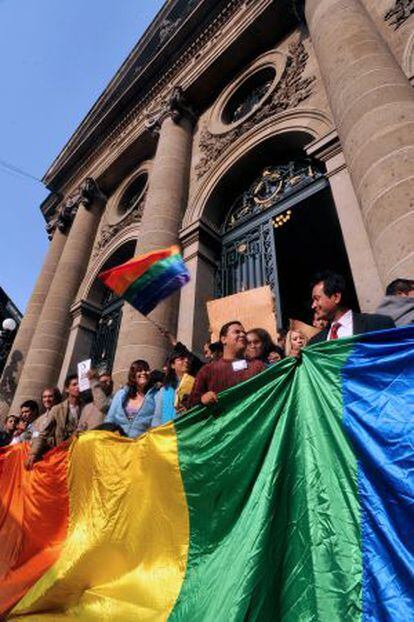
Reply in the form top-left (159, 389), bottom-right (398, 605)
top-left (25, 374), bottom-right (82, 470)
top-left (77, 369), bottom-right (113, 431)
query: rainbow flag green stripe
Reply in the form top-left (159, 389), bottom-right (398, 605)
top-left (2, 326), bottom-right (414, 621)
top-left (170, 340), bottom-right (361, 621)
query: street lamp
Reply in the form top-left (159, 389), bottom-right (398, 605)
top-left (2, 318), bottom-right (17, 332)
top-left (0, 317), bottom-right (17, 375)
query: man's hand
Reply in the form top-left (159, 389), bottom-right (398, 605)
top-left (201, 391), bottom-right (218, 406)
top-left (24, 455), bottom-right (36, 471)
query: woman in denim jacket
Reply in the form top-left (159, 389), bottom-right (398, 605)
top-left (105, 359), bottom-right (158, 438)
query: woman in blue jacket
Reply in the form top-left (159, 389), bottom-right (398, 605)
top-left (152, 344), bottom-right (195, 427)
top-left (105, 359), bottom-right (157, 438)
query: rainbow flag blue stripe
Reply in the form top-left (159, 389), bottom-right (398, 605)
top-left (342, 330), bottom-right (414, 620)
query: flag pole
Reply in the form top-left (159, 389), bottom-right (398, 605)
top-left (145, 314), bottom-right (178, 346)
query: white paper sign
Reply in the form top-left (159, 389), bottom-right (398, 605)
top-left (232, 359), bottom-right (248, 372)
top-left (77, 359), bottom-right (91, 392)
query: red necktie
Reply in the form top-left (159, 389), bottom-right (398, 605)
top-left (330, 322), bottom-right (341, 340)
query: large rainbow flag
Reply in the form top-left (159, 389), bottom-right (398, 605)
top-left (99, 246), bottom-right (190, 315)
top-left (1, 326), bottom-right (414, 621)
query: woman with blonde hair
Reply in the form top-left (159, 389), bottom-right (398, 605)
top-left (285, 329), bottom-right (308, 358)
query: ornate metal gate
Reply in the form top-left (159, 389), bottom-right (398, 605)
top-left (90, 289), bottom-right (123, 373)
top-left (217, 158), bottom-right (326, 321)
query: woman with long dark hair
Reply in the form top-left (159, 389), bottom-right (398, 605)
top-left (246, 328), bottom-right (282, 365)
top-left (104, 359), bottom-right (158, 438)
top-left (152, 345), bottom-right (195, 427)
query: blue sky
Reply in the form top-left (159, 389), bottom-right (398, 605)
top-left (0, 0), bottom-right (164, 313)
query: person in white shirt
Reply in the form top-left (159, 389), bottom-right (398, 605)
top-left (308, 271), bottom-right (395, 344)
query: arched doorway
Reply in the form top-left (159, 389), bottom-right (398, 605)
top-left (216, 156), bottom-right (358, 326)
top-left (88, 241), bottom-right (136, 372)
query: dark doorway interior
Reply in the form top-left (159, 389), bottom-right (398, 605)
top-left (274, 186), bottom-right (359, 326)
top-left (89, 241), bottom-right (135, 372)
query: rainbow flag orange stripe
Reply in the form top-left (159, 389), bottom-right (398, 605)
top-left (0, 442), bottom-right (69, 615)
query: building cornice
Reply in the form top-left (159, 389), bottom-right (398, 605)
top-left (42, 1), bottom-right (230, 189)
top-left (42, 0), bottom-right (299, 195)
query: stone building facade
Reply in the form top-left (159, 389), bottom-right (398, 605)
top-left (1, 0), bottom-right (414, 417)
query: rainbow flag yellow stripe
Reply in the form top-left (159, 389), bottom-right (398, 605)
top-left (4, 427), bottom-right (188, 621)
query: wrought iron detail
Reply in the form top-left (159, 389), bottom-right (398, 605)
top-left (224, 159), bottom-right (322, 232)
top-left (224, 69), bottom-right (275, 124)
top-left (90, 295), bottom-right (123, 373)
top-left (385, 0), bottom-right (414, 29)
top-left (217, 224), bottom-right (277, 298)
top-left (262, 225), bottom-right (276, 293)
top-left (196, 39), bottom-right (315, 179)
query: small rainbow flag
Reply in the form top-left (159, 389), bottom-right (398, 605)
top-left (99, 246), bottom-right (190, 315)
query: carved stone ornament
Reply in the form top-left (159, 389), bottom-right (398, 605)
top-left (385, 0), bottom-right (414, 29)
top-left (46, 177), bottom-right (104, 239)
top-left (158, 0), bottom-right (199, 47)
top-left (195, 39), bottom-right (316, 179)
top-left (144, 85), bottom-right (196, 134)
top-left (92, 197), bottom-right (145, 258)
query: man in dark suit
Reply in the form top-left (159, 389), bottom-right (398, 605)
top-left (309, 271), bottom-right (395, 345)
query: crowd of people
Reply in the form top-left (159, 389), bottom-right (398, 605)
top-left (1, 271), bottom-right (413, 469)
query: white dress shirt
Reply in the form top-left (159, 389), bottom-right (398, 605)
top-left (327, 309), bottom-right (354, 340)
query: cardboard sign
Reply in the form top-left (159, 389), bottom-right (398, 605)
top-left (77, 358), bottom-right (91, 392)
top-left (289, 319), bottom-right (321, 341)
top-left (207, 286), bottom-right (277, 342)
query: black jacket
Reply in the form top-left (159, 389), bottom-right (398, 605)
top-left (309, 311), bottom-right (395, 345)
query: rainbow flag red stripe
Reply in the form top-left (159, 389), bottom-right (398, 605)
top-left (99, 246), bottom-right (190, 315)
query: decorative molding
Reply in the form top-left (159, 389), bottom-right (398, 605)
top-left (385, 0), bottom-right (414, 29)
top-left (144, 86), bottom-right (196, 134)
top-left (195, 39), bottom-right (316, 179)
top-left (158, 0), bottom-right (199, 48)
top-left (46, 177), bottom-right (105, 240)
top-left (92, 198), bottom-right (144, 258)
top-left (45, 0), bottom-right (247, 188)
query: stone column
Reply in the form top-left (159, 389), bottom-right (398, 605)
top-left (112, 88), bottom-right (193, 387)
top-left (307, 131), bottom-right (383, 311)
top-left (0, 228), bottom-right (67, 420)
top-left (58, 300), bottom-right (101, 386)
top-left (304, 0), bottom-right (414, 283)
top-left (9, 179), bottom-right (105, 407)
top-left (176, 221), bottom-right (220, 356)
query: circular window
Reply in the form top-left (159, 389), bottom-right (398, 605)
top-left (116, 171), bottom-right (148, 220)
top-left (222, 67), bottom-right (276, 125)
top-left (207, 51), bottom-right (286, 135)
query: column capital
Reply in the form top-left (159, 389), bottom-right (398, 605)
top-left (46, 177), bottom-right (106, 239)
top-left (145, 86), bottom-right (196, 135)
